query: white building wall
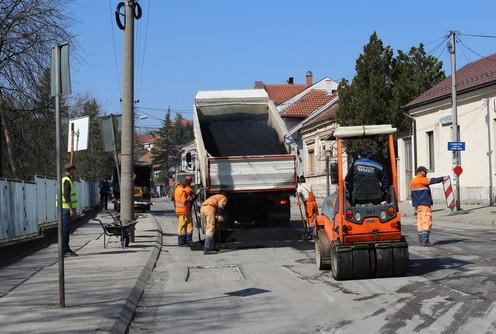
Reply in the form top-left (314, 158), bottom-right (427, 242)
top-left (403, 87), bottom-right (496, 205)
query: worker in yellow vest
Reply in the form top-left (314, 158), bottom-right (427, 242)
top-left (61, 163), bottom-right (79, 257)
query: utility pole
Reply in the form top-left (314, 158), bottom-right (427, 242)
top-left (448, 31), bottom-right (461, 211)
top-left (119, 1), bottom-right (138, 222)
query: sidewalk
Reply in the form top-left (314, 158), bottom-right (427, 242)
top-left (398, 201), bottom-right (496, 226)
top-left (0, 209), bottom-right (165, 334)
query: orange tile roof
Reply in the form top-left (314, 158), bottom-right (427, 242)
top-left (304, 102), bottom-right (339, 127)
top-left (404, 53), bottom-right (496, 109)
top-left (280, 90), bottom-right (338, 118)
top-left (135, 133), bottom-right (158, 146)
top-left (137, 151), bottom-right (154, 163)
top-left (257, 84), bottom-right (308, 104)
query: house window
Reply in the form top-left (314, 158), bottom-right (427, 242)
top-left (427, 131), bottom-right (435, 170)
top-left (308, 149), bottom-right (315, 174)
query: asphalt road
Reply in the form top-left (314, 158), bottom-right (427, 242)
top-left (127, 197), bottom-right (496, 334)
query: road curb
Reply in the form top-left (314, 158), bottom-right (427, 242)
top-left (105, 214), bottom-right (163, 333)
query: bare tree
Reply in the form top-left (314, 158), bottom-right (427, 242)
top-left (0, 0), bottom-right (76, 179)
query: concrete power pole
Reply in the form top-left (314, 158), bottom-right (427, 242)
top-left (120, 1), bottom-right (136, 222)
top-left (448, 31), bottom-right (461, 211)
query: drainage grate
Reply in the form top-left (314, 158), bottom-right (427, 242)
top-left (186, 264), bottom-right (244, 282)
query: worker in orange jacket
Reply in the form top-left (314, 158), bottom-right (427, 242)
top-left (410, 166), bottom-right (449, 246)
top-left (200, 193), bottom-right (227, 255)
top-left (174, 179), bottom-right (193, 246)
top-left (296, 176), bottom-right (318, 239)
top-left (184, 176), bottom-right (197, 244)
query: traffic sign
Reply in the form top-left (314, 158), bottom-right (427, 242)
top-left (448, 142), bottom-right (465, 151)
top-left (442, 176), bottom-right (456, 208)
top-left (453, 166), bottom-right (463, 176)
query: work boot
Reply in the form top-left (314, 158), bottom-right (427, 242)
top-left (417, 232), bottom-right (423, 244)
top-left (307, 226), bottom-right (314, 240)
top-left (64, 249), bottom-right (78, 257)
top-left (178, 234), bottom-right (186, 246)
top-left (420, 231), bottom-right (431, 246)
top-left (204, 236), bottom-right (218, 254)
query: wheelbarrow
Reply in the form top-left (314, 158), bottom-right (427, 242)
top-left (92, 218), bottom-right (137, 249)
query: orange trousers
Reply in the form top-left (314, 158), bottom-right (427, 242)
top-left (304, 200), bottom-right (318, 227)
top-left (416, 205), bottom-right (432, 232)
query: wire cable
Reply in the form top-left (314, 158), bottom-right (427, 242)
top-left (108, 0), bottom-right (122, 101)
top-left (136, 0), bottom-right (151, 100)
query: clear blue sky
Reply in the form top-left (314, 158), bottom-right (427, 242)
top-left (70, 0), bottom-right (496, 130)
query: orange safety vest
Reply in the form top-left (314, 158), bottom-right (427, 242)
top-left (174, 186), bottom-right (190, 214)
top-left (202, 194), bottom-right (227, 209)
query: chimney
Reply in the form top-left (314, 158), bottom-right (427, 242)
top-left (306, 71), bottom-right (313, 86)
top-left (286, 77), bottom-right (294, 84)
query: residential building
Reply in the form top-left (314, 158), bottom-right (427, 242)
top-left (400, 53), bottom-right (496, 205)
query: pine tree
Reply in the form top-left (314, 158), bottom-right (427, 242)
top-left (172, 112), bottom-right (194, 146)
top-left (151, 108), bottom-right (178, 178)
top-left (391, 43), bottom-right (446, 130)
top-left (337, 32), bottom-right (445, 159)
top-left (337, 32), bottom-right (394, 157)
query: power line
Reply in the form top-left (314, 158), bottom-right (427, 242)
top-left (136, 106), bottom-right (193, 113)
top-left (459, 33), bottom-right (496, 39)
top-left (108, 0), bottom-right (121, 100)
top-left (136, 0), bottom-right (151, 100)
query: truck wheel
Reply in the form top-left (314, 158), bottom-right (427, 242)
top-left (315, 229), bottom-right (332, 270)
top-left (331, 240), bottom-right (353, 281)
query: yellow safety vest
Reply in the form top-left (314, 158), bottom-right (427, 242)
top-left (59, 176), bottom-right (79, 209)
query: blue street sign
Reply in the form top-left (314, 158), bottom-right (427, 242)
top-left (448, 142), bottom-right (465, 151)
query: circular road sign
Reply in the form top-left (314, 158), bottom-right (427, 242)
top-left (453, 166), bottom-right (463, 176)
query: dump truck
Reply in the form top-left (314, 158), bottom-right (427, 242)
top-left (192, 89), bottom-right (299, 229)
top-left (112, 161), bottom-right (153, 212)
top-left (314, 125), bottom-right (409, 280)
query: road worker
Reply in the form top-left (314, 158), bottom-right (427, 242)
top-left (174, 179), bottom-right (192, 246)
top-left (200, 193), bottom-right (227, 255)
top-left (410, 166), bottom-right (449, 246)
top-left (345, 146), bottom-right (390, 205)
top-left (60, 163), bottom-right (79, 257)
top-left (184, 175), bottom-right (197, 244)
top-left (296, 176), bottom-right (318, 239)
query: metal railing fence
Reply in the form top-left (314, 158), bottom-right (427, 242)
top-left (0, 176), bottom-right (99, 241)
